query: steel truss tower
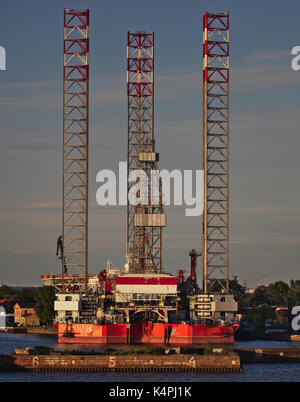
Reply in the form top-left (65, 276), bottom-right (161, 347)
top-left (202, 12), bottom-right (229, 294)
top-left (62, 9), bottom-right (89, 291)
top-left (126, 32), bottom-right (166, 274)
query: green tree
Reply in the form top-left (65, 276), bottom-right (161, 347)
top-left (268, 281), bottom-right (289, 306)
top-left (18, 287), bottom-right (39, 303)
top-left (245, 285), bottom-right (270, 307)
top-left (288, 280), bottom-right (300, 306)
top-left (203, 342), bottom-right (214, 356)
top-left (0, 285), bottom-right (39, 303)
top-left (229, 276), bottom-right (247, 307)
top-left (248, 304), bottom-right (274, 330)
top-left (35, 286), bottom-right (56, 325)
top-left (0, 285), bottom-right (18, 300)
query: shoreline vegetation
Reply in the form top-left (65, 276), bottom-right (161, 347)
top-left (1, 278), bottom-right (300, 340)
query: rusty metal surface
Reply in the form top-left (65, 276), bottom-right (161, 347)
top-left (3, 354), bottom-right (241, 373)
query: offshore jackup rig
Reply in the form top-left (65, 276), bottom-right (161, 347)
top-left (42, 9), bottom-right (238, 344)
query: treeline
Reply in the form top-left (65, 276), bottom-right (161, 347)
top-left (0, 285), bottom-right (39, 303)
top-left (230, 277), bottom-right (300, 308)
top-left (3, 278), bottom-right (299, 309)
top-left (1, 279), bottom-right (300, 328)
top-left (230, 277), bottom-right (300, 330)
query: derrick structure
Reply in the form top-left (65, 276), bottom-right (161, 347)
top-left (62, 9), bottom-right (89, 291)
top-left (202, 13), bottom-right (229, 294)
top-left (126, 32), bottom-right (166, 274)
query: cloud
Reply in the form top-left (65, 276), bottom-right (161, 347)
top-left (0, 94), bottom-right (60, 113)
top-left (233, 251), bottom-right (289, 258)
top-left (0, 50), bottom-right (299, 285)
top-left (244, 50), bottom-right (289, 63)
top-left (0, 127), bottom-right (59, 151)
top-left (0, 72), bottom-right (201, 117)
top-left (91, 81), bottom-right (124, 107)
top-left (231, 233), bottom-right (300, 246)
top-left (3, 202), bottom-right (60, 212)
top-left (232, 206), bottom-right (300, 214)
top-left (232, 49), bottom-right (297, 93)
top-left (0, 80), bottom-right (58, 90)
top-left (0, 48), bottom-right (296, 118)
top-left (231, 65), bottom-right (296, 93)
top-left (0, 201), bottom-right (111, 213)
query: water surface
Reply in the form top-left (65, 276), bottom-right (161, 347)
top-left (1, 333), bottom-right (300, 382)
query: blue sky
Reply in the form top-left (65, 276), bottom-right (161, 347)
top-left (0, 0), bottom-right (300, 287)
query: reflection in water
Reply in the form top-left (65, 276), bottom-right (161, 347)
top-left (1, 333), bottom-right (300, 354)
top-left (1, 363), bottom-right (300, 382)
top-left (1, 333), bottom-right (300, 382)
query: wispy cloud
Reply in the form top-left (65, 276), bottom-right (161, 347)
top-left (3, 202), bottom-right (60, 212)
top-left (0, 80), bottom-right (58, 90)
top-left (231, 233), bottom-right (300, 246)
top-left (232, 206), bottom-right (300, 214)
top-left (244, 50), bottom-right (289, 63)
top-left (0, 72), bottom-right (201, 116)
top-left (232, 49), bottom-right (297, 93)
top-left (0, 127), bottom-right (59, 151)
top-left (232, 65), bottom-right (296, 93)
top-left (0, 48), bottom-right (296, 118)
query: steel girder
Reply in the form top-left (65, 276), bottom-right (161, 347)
top-left (203, 13), bottom-right (229, 293)
top-left (62, 9), bottom-right (89, 291)
top-left (126, 32), bottom-right (165, 274)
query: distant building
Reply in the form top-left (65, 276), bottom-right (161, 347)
top-left (0, 299), bottom-right (16, 327)
top-left (14, 302), bottom-right (40, 327)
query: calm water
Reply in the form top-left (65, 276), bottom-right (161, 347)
top-left (1, 333), bottom-right (300, 382)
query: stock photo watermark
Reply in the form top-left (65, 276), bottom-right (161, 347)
top-left (0, 46), bottom-right (6, 70)
top-left (291, 306), bottom-right (300, 331)
top-left (291, 46), bottom-right (300, 71)
top-left (96, 162), bottom-right (204, 217)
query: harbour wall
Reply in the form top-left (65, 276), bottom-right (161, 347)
top-left (235, 348), bottom-right (300, 363)
top-left (0, 354), bottom-right (241, 373)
